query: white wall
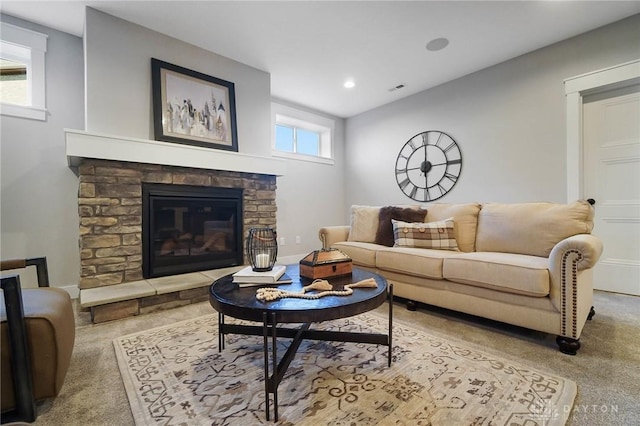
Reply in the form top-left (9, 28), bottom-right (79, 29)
top-left (84, 8), bottom-right (271, 157)
top-left (272, 99), bottom-right (346, 257)
top-left (0, 9), bottom-right (344, 292)
top-left (3, 10), bottom-right (637, 290)
top-left (84, 8), bottom-right (346, 258)
top-left (0, 14), bottom-right (84, 291)
top-left (345, 14), bottom-right (640, 214)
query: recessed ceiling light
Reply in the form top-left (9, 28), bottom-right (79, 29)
top-left (426, 37), bottom-right (449, 52)
top-left (344, 80), bottom-right (355, 89)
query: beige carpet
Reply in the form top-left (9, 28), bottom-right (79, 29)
top-left (114, 311), bottom-right (576, 425)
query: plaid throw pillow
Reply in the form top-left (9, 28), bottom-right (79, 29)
top-left (392, 218), bottom-right (459, 250)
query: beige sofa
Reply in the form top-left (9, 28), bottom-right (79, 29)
top-left (319, 201), bottom-right (603, 355)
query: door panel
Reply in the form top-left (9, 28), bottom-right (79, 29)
top-left (583, 85), bottom-right (640, 295)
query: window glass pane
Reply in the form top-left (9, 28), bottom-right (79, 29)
top-left (275, 124), bottom-right (294, 152)
top-left (296, 128), bottom-right (320, 156)
top-left (0, 58), bottom-right (27, 105)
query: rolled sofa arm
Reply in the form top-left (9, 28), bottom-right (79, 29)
top-left (548, 234), bottom-right (604, 338)
top-left (318, 226), bottom-right (350, 249)
top-left (549, 234), bottom-right (603, 273)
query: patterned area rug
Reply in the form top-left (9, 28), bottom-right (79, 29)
top-left (114, 311), bottom-right (576, 425)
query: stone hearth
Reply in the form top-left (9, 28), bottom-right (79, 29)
top-left (76, 158), bottom-right (277, 322)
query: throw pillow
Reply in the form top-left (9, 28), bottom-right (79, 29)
top-left (347, 205), bottom-right (381, 243)
top-left (375, 206), bottom-right (427, 247)
top-left (392, 217), bottom-right (459, 250)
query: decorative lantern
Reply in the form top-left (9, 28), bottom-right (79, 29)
top-left (246, 227), bottom-right (278, 272)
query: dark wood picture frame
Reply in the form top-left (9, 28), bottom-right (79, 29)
top-left (151, 58), bottom-right (238, 151)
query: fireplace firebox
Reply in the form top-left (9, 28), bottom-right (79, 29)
top-left (142, 184), bottom-right (243, 278)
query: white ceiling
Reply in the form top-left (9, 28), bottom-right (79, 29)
top-left (2, 1), bottom-right (640, 118)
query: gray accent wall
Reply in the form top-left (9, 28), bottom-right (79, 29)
top-left (83, 8), bottom-right (346, 260)
top-left (1, 9), bottom-right (346, 293)
top-left (345, 14), bottom-right (640, 210)
top-left (84, 8), bottom-right (271, 157)
top-left (2, 10), bottom-right (637, 292)
top-left (1, 14), bottom-right (84, 292)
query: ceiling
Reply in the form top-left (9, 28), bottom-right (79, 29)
top-left (2, 1), bottom-right (640, 118)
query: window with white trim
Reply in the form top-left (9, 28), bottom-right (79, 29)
top-left (0, 22), bottom-right (47, 120)
top-left (272, 102), bottom-right (334, 164)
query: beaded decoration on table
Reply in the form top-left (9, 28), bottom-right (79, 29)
top-left (255, 278), bottom-right (377, 302)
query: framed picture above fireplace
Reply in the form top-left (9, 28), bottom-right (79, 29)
top-left (151, 58), bottom-right (238, 151)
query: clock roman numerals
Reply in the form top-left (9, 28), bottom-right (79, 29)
top-left (444, 172), bottom-right (458, 184)
top-left (440, 141), bottom-right (456, 153)
top-left (396, 131), bottom-right (462, 202)
top-left (398, 177), bottom-right (411, 190)
top-left (434, 132), bottom-right (443, 147)
top-left (409, 185), bottom-right (418, 199)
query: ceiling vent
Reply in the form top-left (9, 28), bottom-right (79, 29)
top-left (388, 84), bottom-right (406, 92)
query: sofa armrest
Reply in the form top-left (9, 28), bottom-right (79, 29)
top-left (549, 234), bottom-right (603, 273)
top-left (318, 226), bottom-right (350, 249)
top-left (548, 234), bottom-right (603, 338)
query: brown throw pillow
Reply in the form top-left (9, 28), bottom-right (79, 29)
top-left (375, 206), bottom-right (427, 246)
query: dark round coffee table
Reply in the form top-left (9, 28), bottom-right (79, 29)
top-left (209, 264), bottom-right (393, 422)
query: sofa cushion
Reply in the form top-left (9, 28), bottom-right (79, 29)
top-left (376, 246), bottom-right (462, 279)
top-left (443, 252), bottom-right (550, 297)
top-left (392, 218), bottom-right (459, 250)
top-left (375, 206), bottom-right (427, 247)
top-left (347, 205), bottom-right (381, 243)
top-left (425, 203), bottom-right (480, 252)
top-left (476, 200), bottom-right (595, 257)
top-left (332, 241), bottom-right (379, 267)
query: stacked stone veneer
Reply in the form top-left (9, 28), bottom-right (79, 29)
top-left (77, 158), bottom-right (277, 290)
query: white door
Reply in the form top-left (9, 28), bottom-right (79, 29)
top-left (583, 84), bottom-right (640, 295)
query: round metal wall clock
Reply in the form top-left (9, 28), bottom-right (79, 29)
top-left (395, 130), bottom-right (462, 202)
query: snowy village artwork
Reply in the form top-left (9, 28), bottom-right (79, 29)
top-left (152, 59), bottom-right (238, 151)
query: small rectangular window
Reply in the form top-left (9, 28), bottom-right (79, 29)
top-left (296, 128), bottom-right (320, 156)
top-left (275, 124), bottom-right (294, 152)
top-left (0, 58), bottom-right (28, 105)
top-left (275, 124), bottom-right (321, 156)
top-left (0, 22), bottom-right (48, 120)
top-left (272, 102), bottom-right (334, 164)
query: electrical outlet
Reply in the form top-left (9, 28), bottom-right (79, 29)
top-left (295, 236), bottom-right (301, 244)
top-left (279, 237), bottom-right (285, 246)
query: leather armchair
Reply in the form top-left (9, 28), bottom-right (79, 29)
top-left (1, 257), bottom-right (75, 423)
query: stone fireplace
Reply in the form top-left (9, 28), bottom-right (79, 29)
top-left (77, 159), bottom-right (276, 290)
top-left (67, 130), bottom-right (284, 322)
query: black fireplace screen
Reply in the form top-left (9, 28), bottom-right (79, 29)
top-left (142, 184), bottom-right (243, 278)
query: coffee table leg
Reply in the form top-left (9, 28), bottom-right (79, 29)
top-left (271, 312), bottom-right (278, 421)
top-left (262, 312), bottom-right (270, 421)
top-left (388, 283), bottom-right (393, 367)
top-left (218, 312), bottom-right (225, 352)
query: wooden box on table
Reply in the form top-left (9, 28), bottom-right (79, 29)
top-left (299, 249), bottom-right (352, 279)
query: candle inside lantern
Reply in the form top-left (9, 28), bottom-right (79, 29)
top-left (255, 253), bottom-right (270, 269)
top-left (247, 227), bottom-right (277, 271)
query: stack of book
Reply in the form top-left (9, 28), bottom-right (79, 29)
top-left (232, 265), bottom-right (292, 287)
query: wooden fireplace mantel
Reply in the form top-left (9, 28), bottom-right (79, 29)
top-left (65, 129), bottom-right (286, 176)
